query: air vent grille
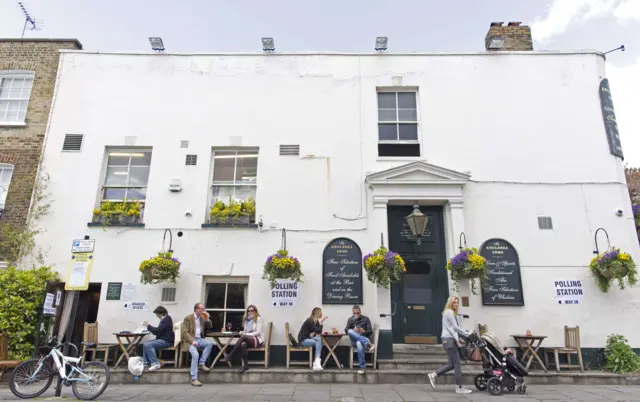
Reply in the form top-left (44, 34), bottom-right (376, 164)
top-left (124, 136), bottom-right (137, 146)
top-left (180, 140), bottom-right (189, 148)
top-left (185, 154), bottom-right (198, 166)
top-left (279, 144), bottom-right (300, 156)
top-left (538, 216), bottom-right (553, 230)
top-left (161, 287), bottom-right (176, 303)
top-left (62, 134), bottom-right (83, 151)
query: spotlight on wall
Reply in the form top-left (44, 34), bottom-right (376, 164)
top-left (149, 37), bottom-right (165, 52)
top-left (375, 37), bottom-right (388, 51)
top-left (262, 37), bottom-right (275, 52)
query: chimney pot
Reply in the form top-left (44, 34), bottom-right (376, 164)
top-left (490, 22), bottom-right (504, 27)
top-left (508, 22), bottom-right (522, 26)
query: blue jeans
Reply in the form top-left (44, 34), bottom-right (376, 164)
top-left (301, 335), bottom-right (323, 360)
top-left (143, 339), bottom-right (171, 366)
top-left (348, 329), bottom-right (370, 368)
top-left (188, 338), bottom-right (213, 380)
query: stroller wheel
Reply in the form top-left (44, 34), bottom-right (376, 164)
top-left (517, 384), bottom-right (527, 394)
top-left (507, 385), bottom-right (516, 392)
top-left (487, 378), bottom-right (502, 396)
top-left (474, 374), bottom-right (487, 391)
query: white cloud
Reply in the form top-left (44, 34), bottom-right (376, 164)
top-left (607, 57), bottom-right (640, 165)
top-left (531, 0), bottom-right (640, 43)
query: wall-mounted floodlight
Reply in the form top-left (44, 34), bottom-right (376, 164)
top-left (149, 37), bottom-right (165, 52)
top-left (375, 37), bottom-right (388, 51)
top-left (262, 37), bottom-right (275, 52)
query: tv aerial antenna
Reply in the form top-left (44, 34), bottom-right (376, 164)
top-left (18, 2), bottom-right (43, 39)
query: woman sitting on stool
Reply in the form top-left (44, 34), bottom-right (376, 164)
top-left (220, 304), bottom-right (263, 372)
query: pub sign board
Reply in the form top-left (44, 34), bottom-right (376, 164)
top-left (599, 78), bottom-right (624, 159)
top-left (322, 237), bottom-right (363, 305)
top-left (479, 238), bottom-right (525, 306)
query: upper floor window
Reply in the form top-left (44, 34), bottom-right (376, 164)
top-left (91, 149), bottom-right (152, 226)
top-left (208, 148), bottom-right (258, 225)
top-left (0, 72), bottom-right (34, 125)
top-left (0, 164), bottom-right (14, 211)
top-left (377, 91), bottom-right (420, 157)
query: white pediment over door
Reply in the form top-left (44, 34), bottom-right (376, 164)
top-left (365, 161), bottom-right (471, 186)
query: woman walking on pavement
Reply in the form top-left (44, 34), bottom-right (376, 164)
top-left (427, 296), bottom-right (473, 394)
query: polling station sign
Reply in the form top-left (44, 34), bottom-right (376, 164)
top-left (554, 280), bottom-right (584, 305)
top-left (271, 279), bottom-right (299, 308)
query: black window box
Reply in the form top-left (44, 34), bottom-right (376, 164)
top-left (201, 223), bottom-right (258, 229)
top-left (87, 222), bottom-right (146, 228)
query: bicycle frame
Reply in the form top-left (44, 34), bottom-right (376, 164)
top-left (33, 346), bottom-right (93, 384)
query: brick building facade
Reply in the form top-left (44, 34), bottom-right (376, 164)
top-left (0, 39), bottom-right (82, 263)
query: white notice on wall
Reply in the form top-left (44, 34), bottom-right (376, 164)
top-left (122, 283), bottom-right (136, 302)
top-left (43, 293), bottom-right (56, 315)
top-left (123, 301), bottom-right (149, 311)
top-left (554, 280), bottom-right (584, 305)
top-left (271, 279), bottom-right (300, 308)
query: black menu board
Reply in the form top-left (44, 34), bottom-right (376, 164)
top-left (599, 78), bottom-right (624, 159)
top-left (480, 239), bottom-right (524, 306)
top-left (322, 238), bottom-right (363, 304)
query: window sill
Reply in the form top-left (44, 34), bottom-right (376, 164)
top-left (0, 122), bottom-right (27, 127)
top-left (376, 157), bottom-right (424, 162)
top-left (201, 223), bottom-right (258, 229)
top-left (87, 222), bottom-right (145, 228)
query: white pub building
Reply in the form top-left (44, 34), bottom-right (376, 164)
top-left (35, 23), bottom-right (639, 365)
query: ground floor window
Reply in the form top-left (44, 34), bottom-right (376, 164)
top-left (203, 277), bottom-right (248, 332)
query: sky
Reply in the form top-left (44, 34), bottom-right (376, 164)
top-left (1, 0), bottom-right (639, 165)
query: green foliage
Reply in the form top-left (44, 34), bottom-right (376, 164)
top-left (139, 252), bottom-right (181, 285)
top-left (0, 266), bottom-right (59, 360)
top-left (209, 197), bottom-right (256, 224)
top-left (603, 334), bottom-right (640, 374)
top-left (262, 250), bottom-right (303, 288)
top-left (0, 172), bottom-right (51, 266)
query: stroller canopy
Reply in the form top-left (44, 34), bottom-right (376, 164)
top-left (481, 332), bottom-right (509, 353)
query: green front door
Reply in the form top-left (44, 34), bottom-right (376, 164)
top-left (388, 206), bottom-right (448, 344)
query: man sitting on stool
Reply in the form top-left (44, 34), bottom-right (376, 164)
top-left (345, 305), bottom-right (374, 374)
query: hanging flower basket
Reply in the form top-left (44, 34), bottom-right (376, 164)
top-left (139, 252), bottom-right (181, 285)
top-left (589, 248), bottom-right (637, 292)
top-left (446, 248), bottom-right (488, 295)
top-left (363, 247), bottom-right (406, 289)
top-left (262, 250), bottom-right (304, 288)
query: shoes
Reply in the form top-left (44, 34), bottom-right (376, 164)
top-left (357, 369), bottom-right (365, 375)
top-left (148, 363), bottom-right (161, 372)
top-left (312, 357), bottom-right (323, 371)
top-left (237, 365), bottom-right (249, 373)
top-left (190, 379), bottom-right (202, 386)
top-left (199, 364), bottom-right (211, 372)
top-left (367, 343), bottom-right (375, 353)
top-left (456, 387), bottom-right (472, 394)
top-left (427, 372), bottom-right (436, 389)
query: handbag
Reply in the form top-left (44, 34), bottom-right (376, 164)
top-left (468, 347), bottom-right (482, 362)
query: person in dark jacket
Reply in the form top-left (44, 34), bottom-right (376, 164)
top-left (345, 305), bottom-right (374, 373)
top-left (297, 307), bottom-right (327, 371)
top-left (142, 306), bottom-right (174, 371)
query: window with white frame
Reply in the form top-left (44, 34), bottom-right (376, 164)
top-left (0, 164), bottom-right (14, 210)
top-left (101, 149), bottom-right (152, 202)
top-left (203, 279), bottom-right (248, 332)
top-left (211, 148), bottom-right (258, 203)
top-left (377, 91), bottom-right (420, 157)
top-left (0, 72), bottom-right (34, 124)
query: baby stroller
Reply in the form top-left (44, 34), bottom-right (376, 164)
top-left (469, 332), bottom-right (528, 396)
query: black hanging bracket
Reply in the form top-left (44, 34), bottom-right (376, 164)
top-left (459, 232), bottom-right (467, 251)
top-left (163, 229), bottom-right (173, 253)
top-left (593, 227), bottom-right (610, 255)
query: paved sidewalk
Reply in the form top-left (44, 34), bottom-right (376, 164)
top-left (0, 383), bottom-right (638, 401)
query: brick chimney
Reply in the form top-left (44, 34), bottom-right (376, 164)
top-left (485, 22), bottom-right (533, 51)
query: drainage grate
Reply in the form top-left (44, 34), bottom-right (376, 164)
top-left (62, 134), bottom-right (83, 151)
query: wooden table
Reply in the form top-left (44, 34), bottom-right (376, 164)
top-left (321, 333), bottom-right (344, 369)
top-left (207, 332), bottom-right (240, 368)
top-left (113, 332), bottom-right (148, 368)
top-left (511, 335), bottom-right (548, 373)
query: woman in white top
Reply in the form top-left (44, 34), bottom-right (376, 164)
top-left (220, 304), bottom-right (263, 372)
top-left (427, 296), bottom-right (473, 394)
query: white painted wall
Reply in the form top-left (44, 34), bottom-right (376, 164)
top-left (36, 51), bottom-right (639, 348)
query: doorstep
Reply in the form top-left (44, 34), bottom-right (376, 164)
top-left (99, 368), bottom-right (638, 386)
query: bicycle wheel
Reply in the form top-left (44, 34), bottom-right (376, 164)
top-left (71, 361), bottom-right (110, 401)
top-left (9, 359), bottom-right (55, 399)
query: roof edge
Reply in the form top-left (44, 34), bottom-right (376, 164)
top-left (0, 38), bottom-right (83, 49)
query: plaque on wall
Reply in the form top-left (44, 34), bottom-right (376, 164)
top-left (480, 239), bottom-right (524, 306)
top-left (599, 78), bottom-right (624, 159)
top-left (322, 238), bottom-right (363, 304)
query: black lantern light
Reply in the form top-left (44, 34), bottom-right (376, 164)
top-left (405, 204), bottom-right (428, 245)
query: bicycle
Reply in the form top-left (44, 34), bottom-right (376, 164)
top-left (9, 339), bottom-right (110, 400)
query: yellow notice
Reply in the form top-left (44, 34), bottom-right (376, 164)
top-left (65, 253), bottom-right (94, 291)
